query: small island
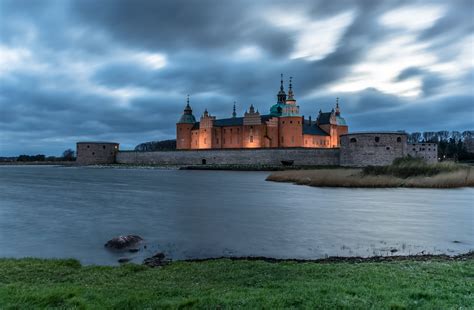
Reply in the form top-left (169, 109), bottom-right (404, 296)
top-left (267, 157), bottom-right (474, 188)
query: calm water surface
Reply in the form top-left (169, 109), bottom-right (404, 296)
top-left (0, 165), bottom-right (472, 265)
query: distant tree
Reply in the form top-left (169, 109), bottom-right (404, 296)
top-left (17, 154), bottom-right (46, 162)
top-left (62, 149), bottom-right (75, 161)
top-left (135, 140), bottom-right (176, 152)
top-left (437, 131), bottom-right (449, 142)
top-left (462, 131), bottom-right (473, 141)
top-left (422, 131), bottom-right (437, 142)
top-left (450, 131), bottom-right (462, 142)
top-left (408, 132), bottom-right (422, 143)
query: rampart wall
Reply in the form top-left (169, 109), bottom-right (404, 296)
top-left (116, 148), bottom-right (341, 166)
top-left (340, 133), bottom-right (408, 167)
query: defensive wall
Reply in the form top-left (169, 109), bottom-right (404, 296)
top-left (115, 148), bottom-right (341, 166)
top-left (77, 133), bottom-right (439, 166)
top-left (407, 142), bottom-right (438, 163)
top-left (340, 132), bottom-right (438, 166)
top-left (76, 142), bottom-right (119, 165)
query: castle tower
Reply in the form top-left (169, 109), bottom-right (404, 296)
top-left (282, 76), bottom-right (299, 116)
top-left (199, 108), bottom-right (216, 149)
top-left (176, 95), bottom-right (196, 150)
top-left (270, 74), bottom-right (287, 116)
top-left (278, 77), bottom-right (302, 147)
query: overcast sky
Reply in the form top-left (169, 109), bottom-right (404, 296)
top-left (1, 0), bottom-right (473, 155)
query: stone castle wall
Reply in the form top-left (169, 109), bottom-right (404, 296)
top-left (340, 133), bottom-right (408, 167)
top-left (407, 143), bottom-right (438, 163)
top-left (76, 142), bottom-right (119, 165)
top-left (116, 148), bottom-right (340, 166)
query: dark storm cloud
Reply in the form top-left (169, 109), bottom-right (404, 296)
top-left (0, 0), bottom-right (473, 156)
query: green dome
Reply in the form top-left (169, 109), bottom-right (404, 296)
top-left (270, 102), bottom-right (286, 116)
top-left (178, 114), bottom-right (196, 124)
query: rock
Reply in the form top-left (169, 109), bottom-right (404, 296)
top-left (129, 248), bottom-right (140, 253)
top-left (452, 240), bottom-right (461, 243)
top-left (104, 235), bottom-right (143, 250)
top-left (118, 257), bottom-right (131, 263)
top-left (143, 252), bottom-right (170, 267)
top-left (390, 248), bottom-right (398, 253)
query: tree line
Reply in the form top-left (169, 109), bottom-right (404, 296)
top-left (407, 131), bottom-right (474, 161)
top-left (16, 149), bottom-right (75, 162)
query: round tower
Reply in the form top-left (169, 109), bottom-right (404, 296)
top-left (176, 95), bottom-right (196, 150)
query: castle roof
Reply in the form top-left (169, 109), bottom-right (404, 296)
top-left (303, 122), bottom-right (329, 136)
top-left (191, 115), bottom-right (275, 130)
top-left (317, 112), bottom-right (347, 126)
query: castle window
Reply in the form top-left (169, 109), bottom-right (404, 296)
top-left (250, 136), bottom-right (253, 143)
top-left (375, 137), bottom-right (380, 143)
top-left (290, 121), bottom-right (293, 124)
top-left (204, 138), bottom-right (207, 144)
top-left (223, 138), bottom-right (226, 144)
top-left (413, 148), bottom-right (416, 151)
top-left (92, 152), bottom-right (95, 156)
top-left (291, 136), bottom-right (294, 143)
top-left (224, 129), bottom-right (226, 133)
top-left (281, 136), bottom-right (284, 143)
top-left (305, 140), bottom-right (307, 145)
top-left (216, 138), bottom-right (219, 144)
top-left (250, 126), bottom-right (253, 129)
top-left (103, 145), bottom-right (106, 149)
top-left (397, 137), bottom-right (402, 142)
top-left (350, 138), bottom-right (357, 143)
top-left (87, 145), bottom-right (90, 148)
top-left (386, 147), bottom-right (390, 150)
top-left (298, 121), bottom-right (300, 124)
top-left (230, 128), bottom-right (233, 132)
top-left (282, 121), bottom-right (285, 124)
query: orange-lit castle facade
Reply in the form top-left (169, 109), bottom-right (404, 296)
top-left (176, 76), bottom-right (348, 150)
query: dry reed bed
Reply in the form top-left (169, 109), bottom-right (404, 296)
top-left (266, 167), bottom-right (474, 188)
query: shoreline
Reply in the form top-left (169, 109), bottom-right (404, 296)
top-left (1, 252), bottom-right (472, 308)
top-left (267, 167), bottom-right (474, 188)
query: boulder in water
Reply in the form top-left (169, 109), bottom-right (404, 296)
top-left (104, 235), bottom-right (143, 250)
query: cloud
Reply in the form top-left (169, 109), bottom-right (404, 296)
top-left (0, 0), bottom-right (473, 156)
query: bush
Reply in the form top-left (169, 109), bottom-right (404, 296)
top-left (363, 156), bottom-right (460, 178)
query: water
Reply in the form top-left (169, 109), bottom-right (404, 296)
top-left (0, 165), bottom-right (472, 265)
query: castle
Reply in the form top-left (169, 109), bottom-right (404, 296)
top-left (176, 75), bottom-right (348, 150)
top-left (77, 75), bottom-right (438, 166)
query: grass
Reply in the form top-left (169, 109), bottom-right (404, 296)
top-left (0, 257), bottom-right (473, 309)
top-left (362, 157), bottom-right (461, 178)
top-left (267, 158), bottom-right (474, 188)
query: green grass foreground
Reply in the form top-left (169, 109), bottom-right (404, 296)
top-left (0, 257), bottom-right (473, 309)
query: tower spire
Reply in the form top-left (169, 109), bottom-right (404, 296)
top-left (287, 76), bottom-right (295, 101)
top-left (232, 101), bottom-right (237, 118)
top-left (277, 73), bottom-right (287, 104)
top-left (335, 97), bottom-right (341, 116)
